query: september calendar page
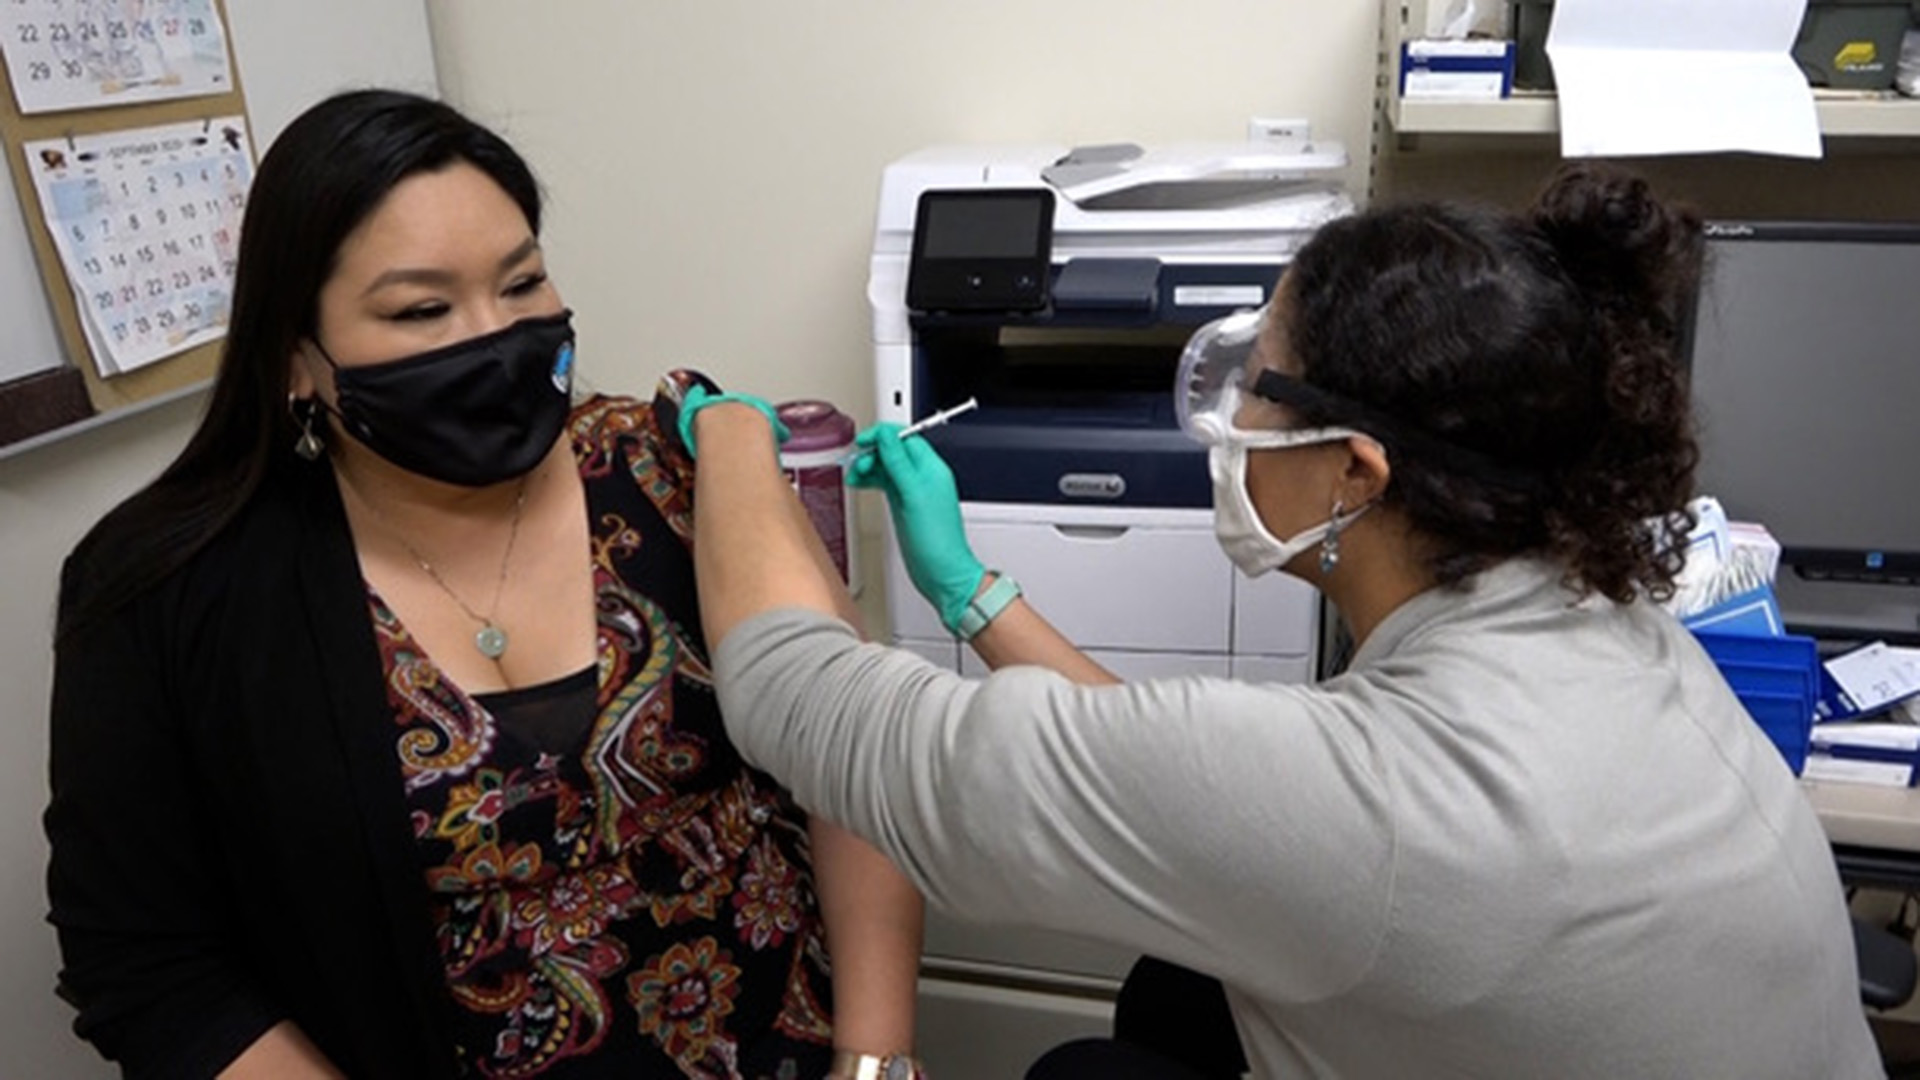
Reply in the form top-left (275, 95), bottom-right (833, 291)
top-left (1, 0), bottom-right (232, 114)
top-left (24, 116), bottom-right (250, 375)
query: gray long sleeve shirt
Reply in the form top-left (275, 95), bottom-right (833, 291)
top-left (714, 559), bottom-right (1881, 1078)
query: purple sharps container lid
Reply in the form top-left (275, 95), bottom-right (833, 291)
top-left (774, 400), bottom-right (856, 452)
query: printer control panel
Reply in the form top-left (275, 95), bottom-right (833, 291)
top-left (906, 188), bottom-right (1054, 313)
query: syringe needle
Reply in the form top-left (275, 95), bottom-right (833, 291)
top-left (839, 397), bottom-right (981, 468)
top-left (898, 396), bottom-right (980, 439)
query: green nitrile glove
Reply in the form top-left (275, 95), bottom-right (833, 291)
top-left (847, 423), bottom-right (986, 634)
top-left (677, 384), bottom-right (791, 459)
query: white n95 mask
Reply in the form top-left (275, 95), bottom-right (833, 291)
top-left (1208, 425), bottom-right (1372, 579)
top-left (1177, 304), bottom-right (1374, 576)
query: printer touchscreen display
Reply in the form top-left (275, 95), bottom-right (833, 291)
top-left (921, 196), bottom-right (1047, 258)
top-left (907, 189), bottom-right (1053, 313)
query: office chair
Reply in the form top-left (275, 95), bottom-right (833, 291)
top-left (1024, 957), bottom-right (1243, 1080)
top-left (1855, 914), bottom-right (1920, 1079)
top-left (1855, 915), bottom-right (1918, 1012)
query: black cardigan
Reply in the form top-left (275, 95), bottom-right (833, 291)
top-left (47, 460), bottom-right (460, 1079)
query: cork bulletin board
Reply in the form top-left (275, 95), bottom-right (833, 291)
top-left (0, 0), bottom-right (251, 454)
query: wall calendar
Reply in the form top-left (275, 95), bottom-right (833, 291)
top-left (1, 0), bottom-right (233, 115)
top-left (23, 115), bottom-right (250, 375)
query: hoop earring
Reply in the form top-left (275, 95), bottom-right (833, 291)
top-left (1319, 500), bottom-right (1347, 575)
top-left (290, 396), bottom-right (324, 461)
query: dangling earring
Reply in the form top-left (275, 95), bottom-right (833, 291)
top-left (291, 396), bottom-right (324, 461)
top-left (1319, 500), bottom-right (1347, 575)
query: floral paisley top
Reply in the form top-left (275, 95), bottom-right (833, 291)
top-left (368, 392), bottom-right (834, 1079)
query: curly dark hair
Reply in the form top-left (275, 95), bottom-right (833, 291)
top-left (1280, 161), bottom-right (1703, 604)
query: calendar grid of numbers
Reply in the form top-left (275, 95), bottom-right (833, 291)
top-left (24, 116), bottom-right (251, 375)
top-left (1, 0), bottom-right (233, 115)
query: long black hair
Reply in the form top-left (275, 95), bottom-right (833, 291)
top-left (1282, 162), bottom-right (1703, 603)
top-left (58, 90), bottom-right (544, 640)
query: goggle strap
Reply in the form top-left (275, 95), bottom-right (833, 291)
top-left (1251, 370), bottom-right (1543, 493)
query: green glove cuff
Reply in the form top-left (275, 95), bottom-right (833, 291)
top-left (949, 572), bottom-right (1021, 640)
top-left (677, 386), bottom-right (791, 458)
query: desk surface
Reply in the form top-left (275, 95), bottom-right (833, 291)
top-left (1806, 780), bottom-right (1920, 853)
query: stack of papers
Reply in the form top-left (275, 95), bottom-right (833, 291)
top-left (1804, 644), bottom-right (1920, 787)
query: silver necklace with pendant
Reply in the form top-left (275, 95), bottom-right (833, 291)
top-left (367, 477), bottom-right (528, 661)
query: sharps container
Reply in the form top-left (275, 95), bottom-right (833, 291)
top-left (775, 400), bottom-right (859, 589)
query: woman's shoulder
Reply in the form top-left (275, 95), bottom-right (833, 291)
top-left (60, 465), bottom-right (323, 637)
top-left (566, 384), bottom-right (683, 461)
top-left (569, 391), bottom-right (653, 439)
top-left (568, 370), bottom-right (711, 452)
top-left (567, 375), bottom-right (705, 492)
top-left (568, 392), bottom-right (668, 473)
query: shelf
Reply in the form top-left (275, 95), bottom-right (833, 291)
top-left (1816, 94), bottom-right (1920, 137)
top-left (1387, 89), bottom-right (1920, 139)
top-left (1389, 92), bottom-right (1559, 135)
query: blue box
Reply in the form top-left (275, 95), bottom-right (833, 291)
top-left (1680, 585), bottom-right (1785, 637)
top-left (1399, 40), bottom-right (1517, 100)
top-left (1693, 630), bottom-right (1819, 679)
top-left (1692, 629), bottom-right (1821, 774)
top-left (1738, 690), bottom-right (1816, 775)
top-left (1714, 658), bottom-right (1820, 699)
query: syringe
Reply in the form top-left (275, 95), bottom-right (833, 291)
top-left (898, 396), bottom-right (980, 439)
top-left (840, 397), bottom-right (980, 466)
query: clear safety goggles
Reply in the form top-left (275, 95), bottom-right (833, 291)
top-left (1174, 304), bottom-right (1363, 449)
top-left (1177, 306), bottom-right (1550, 493)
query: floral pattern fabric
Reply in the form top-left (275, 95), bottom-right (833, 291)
top-left (371, 389), bottom-right (834, 1079)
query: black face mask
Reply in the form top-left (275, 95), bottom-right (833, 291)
top-left (316, 310), bottom-right (576, 487)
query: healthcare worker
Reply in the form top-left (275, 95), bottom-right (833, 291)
top-left (682, 162), bottom-right (1883, 1078)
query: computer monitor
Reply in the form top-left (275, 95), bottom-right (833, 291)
top-left (1684, 221), bottom-right (1920, 642)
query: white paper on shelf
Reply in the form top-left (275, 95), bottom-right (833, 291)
top-left (1826, 642), bottom-right (1920, 714)
top-left (1803, 754), bottom-right (1915, 788)
top-left (1426, 0), bottom-right (1509, 39)
top-left (1811, 723), bottom-right (1920, 753)
top-left (1545, 0), bottom-right (1821, 158)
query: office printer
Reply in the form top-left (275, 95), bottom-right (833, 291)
top-left (869, 140), bottom-right (1353, 682)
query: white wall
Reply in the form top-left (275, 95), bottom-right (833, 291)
top-left (0, 395), bottom-right (203, 1080)
top-left (423, 0), bottom-right (1381, 418)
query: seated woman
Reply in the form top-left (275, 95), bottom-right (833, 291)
top-left (45, 89), bottom-right (923, 1079)
top-left (685, 163), bottom-right (1882, 1079)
